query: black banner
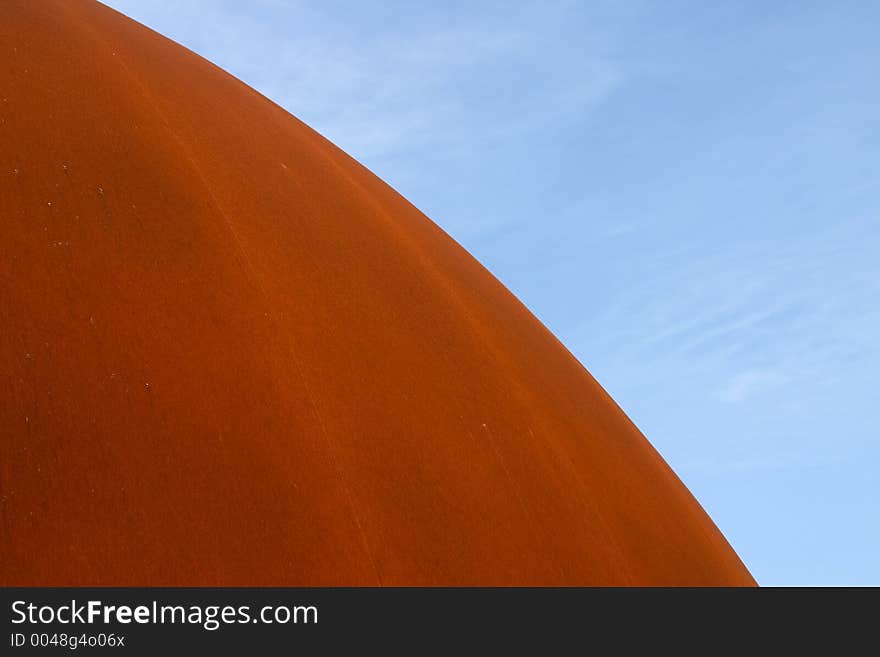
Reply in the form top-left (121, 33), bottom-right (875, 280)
top-left (0, 587), bottom-right (871, 652)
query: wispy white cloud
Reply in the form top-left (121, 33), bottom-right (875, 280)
top-left (717, 368), bottom-right (789, 404)
top-left (572, 213), bottom-right (879, 477)
top-left (104, 0), bottom-right (623, 164)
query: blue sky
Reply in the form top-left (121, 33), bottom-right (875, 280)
top-left (101, 0), bottom-right (879, 585)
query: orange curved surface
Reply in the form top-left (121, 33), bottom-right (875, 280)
top-left (0, 0), bottom-right (754, 586)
